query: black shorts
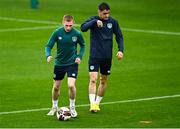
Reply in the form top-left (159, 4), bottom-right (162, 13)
top-left (88, 58), bottom-right (112, 75)
top-left (53, 63), bottom-right (78, 80)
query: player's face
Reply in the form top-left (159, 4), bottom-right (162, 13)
top-left (98, 9), bottom-right (110, 20)
top-left (63, 20), bottom-right (74, 32)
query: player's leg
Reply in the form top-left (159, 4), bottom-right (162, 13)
top-left (95, 59), bottom-right (111, 111)
top-left (89, 72), bottom-right (98, 100)
top-left (47, 80), bottom-right (61, 116)
top-left (47, 66), bottom-right (65, 116)
top-left (88, 58), bottom-right (100, 112)
top-left (95, 74), bottom-right (108, 111)
top-left (68, 77), bottom-right (76, 100)
top-left (97, 74), bottom-right (108, 97)
top-left (52, 80), bottom-right (61, 107)
top-left (68, 77), bottom-right (77, 117)
top-left (89, 72), bottom-right (98, 111)
top-left (67, 64), bottom-right (78, 117)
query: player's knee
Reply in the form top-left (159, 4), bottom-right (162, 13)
top-left (68, 81), bottom-right (75, 88)
top-left (100, 80), bottom-right (107, 87)
top-left (53, 82), bottom-right (60, 92)
top-left (53, 85), bottom-right (59, 92)
top-left (90, 78), bottom-right (97, 84)
top-left (100, 77), bottom-right (107, 86)
top-left (68, 78), bottom-right (76, 89)
top-left (68, 80), bottom-right (75, 88)
top-left (89, 72), bottom-right (98, 85)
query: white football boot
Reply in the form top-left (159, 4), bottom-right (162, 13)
top-left (70, 106), bottom-right (78, 118)
top-left (47, 107), bottom-right (57, 116)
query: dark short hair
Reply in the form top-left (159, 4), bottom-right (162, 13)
top-left (63, 15), bottom-right (74, 22)
top-left (98, 2), bottom-right (110, 11)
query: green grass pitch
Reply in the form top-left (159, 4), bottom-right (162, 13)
top-left (0, 0), bottom-right (180, 128)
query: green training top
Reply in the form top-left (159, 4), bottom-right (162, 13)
top-left (45, 27), bottom-right (85, 66)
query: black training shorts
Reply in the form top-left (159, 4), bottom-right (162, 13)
top-left (88, 58), bottom-right (112, 75)
top-left (53, 63), bottom-right (78, 80)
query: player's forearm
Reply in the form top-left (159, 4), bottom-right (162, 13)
top-left (45, 38), bottom-right (56, 58)
top-left (81, 19), bottom-right (97, 32)
top-left (114, 26), bottom-right (124, 52)
top-left (45, 46), bottom-right (52, 58)
top-left (78, 45), bottom-right (85, 59)
top-left (116, 38), bottom-right (124, 53)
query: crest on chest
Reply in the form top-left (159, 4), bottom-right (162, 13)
top-left (72, 36), bottom-right (77, 42)
top-left (107, 23), bottom-right (112, 29)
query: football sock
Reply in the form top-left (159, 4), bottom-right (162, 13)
top-left (69, 99), bottom-right (75, 108)
top-left (89, 94), bottom-right (96, 104)
top-left (95, 96), bottom-right (103, 105)
top-left (52, 99), bottom-right (58, 108)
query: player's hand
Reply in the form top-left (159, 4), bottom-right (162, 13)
top-left (75, 58), bottom-right (81, 64)
top-left (47, 56), bottom-right (53, 63)
top-left (97, 20), bottom-right (103, 27)
top-left (116, 51), bottom-right (123, 60)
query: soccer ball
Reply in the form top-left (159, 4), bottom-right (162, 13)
top-left (56, 107), bottom-right (71, 121)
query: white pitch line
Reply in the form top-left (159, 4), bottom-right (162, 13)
top-left (0, 16), bottom-right (80, 27)
top-left (0, 16), bottom-right (180, 35)
top-left (123, 28), bottom-right (180, 36)
top-left (0, 16), bottom-right (59, 25)
top-left (0, 26), bottom-right (58, 32)
top-left (0, 94), bottom-right (180, 115)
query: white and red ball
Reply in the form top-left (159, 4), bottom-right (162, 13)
top-left (56, 107), bottom-right (71, 121)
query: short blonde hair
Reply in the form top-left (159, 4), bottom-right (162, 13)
top-left (63, 15), bottom-right (74, 22)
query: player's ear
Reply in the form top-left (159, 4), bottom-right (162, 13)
top-left (98, 10), bottom-right (102, 17)
top-left (72, 19), bottom-right (75, 24)
top-left (61, 19), bottom-right (64, 26)
top-left (98, 10), bottom-right (100, 14)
